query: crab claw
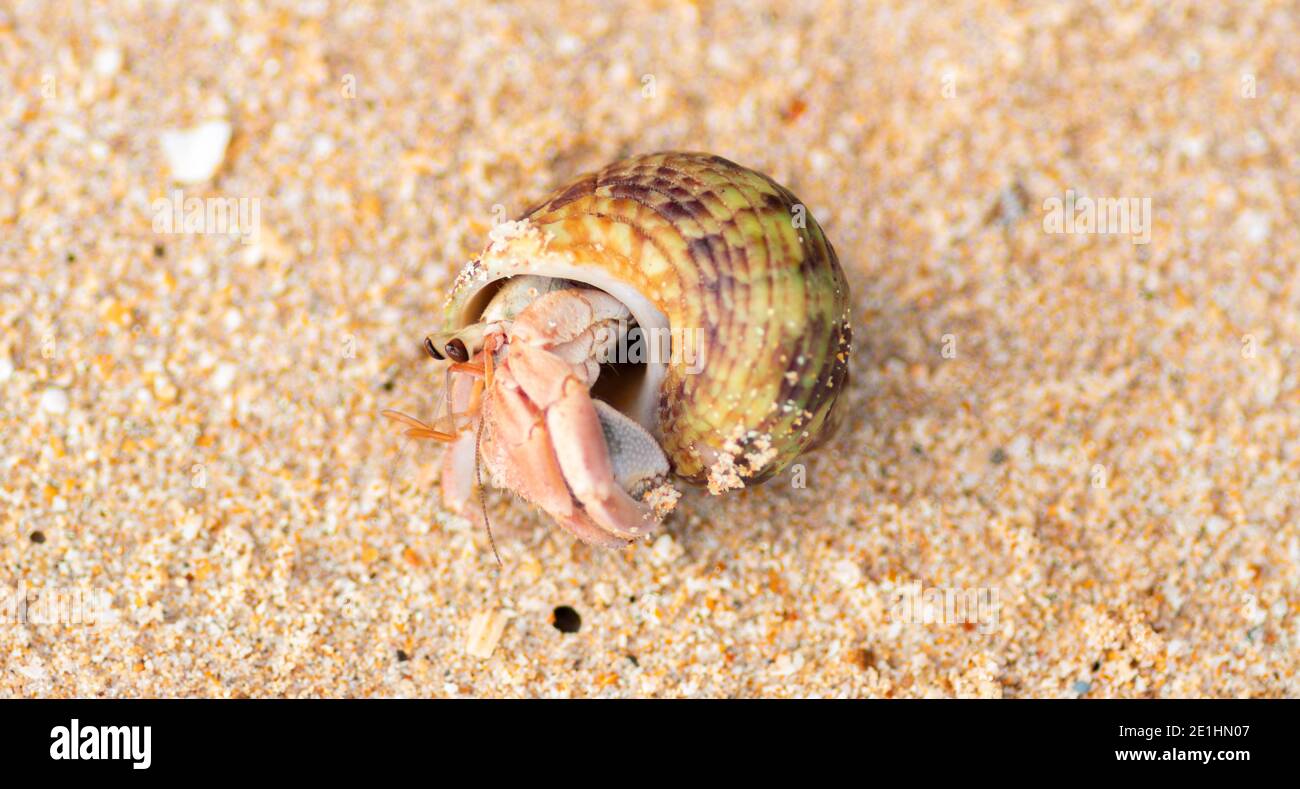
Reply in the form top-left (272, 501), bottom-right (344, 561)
top-left (543, 383), bottom-right (662, 541)
top-left (491, 338), bottom-right (673, 545)
top-left (514, 401), bottom-right (672, 548)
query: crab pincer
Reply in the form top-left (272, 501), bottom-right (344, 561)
top-left (494, 290), bottom-right (668, 543)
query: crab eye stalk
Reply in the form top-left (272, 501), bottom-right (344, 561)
top-left (446, 338), bottom-right (469, 363)
top-left (423, 337), bottom-right (444, 360)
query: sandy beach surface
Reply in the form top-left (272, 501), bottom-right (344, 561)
top-left (1, 0), bottom-right (1297, 697)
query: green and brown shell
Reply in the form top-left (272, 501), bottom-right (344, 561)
top-left (444, 151), bottom-right (852, 493)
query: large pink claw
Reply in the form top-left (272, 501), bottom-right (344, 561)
top-left (481, 287), bottom-right (674, 546)
top-left (542, 371), bottom-right (660, 540)
top-left (491, 340), bottom-right (664, 543)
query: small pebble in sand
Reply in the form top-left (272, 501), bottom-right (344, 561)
top-left (211, 363), bottom-right (237, 392)
top-left (160, 120), bottom-right (232, 184)
top-left (592, 582), bottom-right (616, 606)
top-left (0, 355), bottom-right (13, 382)
top-left (153, 376), bottom-right (179, 403)
top-left (651, 533), bottom-right (680, 563)
top-left (15, 663), bottom-right (48, 682)
top-left (39, 387), bottom-right (69, 414)
top-left (93, 47), bottom-right (123, 78)
top-left (773, 652), bottom-right (805, 676)
top-left (1237, 211), bottom-right (1271, 245)
top-left (464, 609), bottom-right (511, 658)
top-left (832, 559), bottom-right (862, 588)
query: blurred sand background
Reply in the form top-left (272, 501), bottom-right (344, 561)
top-left (1, 0), bottom-right (1298, 697)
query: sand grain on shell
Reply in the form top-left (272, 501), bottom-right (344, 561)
top-left (1, 0), bottom-right (1298, 697)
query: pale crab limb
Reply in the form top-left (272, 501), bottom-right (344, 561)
top-left (545, 380), bottom-right (661, 540)
top-left (467, 350), bottom-right (639, 548)
top-left (480, 370), bottom-right (630, 548)
top-left (481, 378), bottom-right (664, 547)
top-left (441, 285), bottom-right (667, 546)
top-left (438, 354), bottom-right (488, 518)
top-left (440, 430), bottom-right (479, 517)
top-left (506, 288), bottom-right (669, 542)
top-left (506, 341), bottom-right (661, 540)
top-left (549, 507), bottom-right (634, 548)
top-left (478, 275), bottom-right (568, 324)
top-left (481, 375), bottom-right (579, 518)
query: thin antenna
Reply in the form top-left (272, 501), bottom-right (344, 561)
top-left (475, 415), bottom-right (501, 567)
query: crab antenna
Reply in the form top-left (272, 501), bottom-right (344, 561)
top-left (475, 413), bottom-right (501, 567)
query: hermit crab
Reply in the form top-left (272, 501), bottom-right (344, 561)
top-left (384, 152), bottom-right (851, 551)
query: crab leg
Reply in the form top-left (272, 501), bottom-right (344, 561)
top-left (483, 378), bottom-right (582, 518)
top-left (548, 507), bottom-right (634, 548)
top-left (505, 341), bottom-right (659, 541)
top-left (440, 430), bottom-right (479, 516)
top-left (482, 376), bottom-right (635, 547)
top-left (438, 355), bottom-right (488, 517)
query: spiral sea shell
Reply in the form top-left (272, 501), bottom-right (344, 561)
top-left (445, 152), bottom-right (852, 494)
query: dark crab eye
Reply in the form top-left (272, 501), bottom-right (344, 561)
top-left (445, 338), bottom-right (469, 363)
top-left (423, 337), bottom-right (443, 360)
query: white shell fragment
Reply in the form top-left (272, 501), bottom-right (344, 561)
top-left (160, 120), bottom-right (232, 184)
top-left (464, 609), bottom-right (511, 658)
top-left (93, 47), bottom-right (123, 77)
top-left (39, 387), bottom-right (70, 414)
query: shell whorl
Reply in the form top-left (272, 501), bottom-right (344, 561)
top-left (445, 152), bottom-right (852, 489)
